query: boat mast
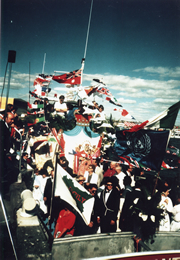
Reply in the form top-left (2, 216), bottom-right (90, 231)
top-left (42, 53), bottom-right (46, 74)
top-left (83, 0), bottom-right (94, 60)
top-left (81, 0), bottom-right (94, 86)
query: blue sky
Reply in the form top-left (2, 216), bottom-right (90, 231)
top-left (1, 0), bottom-right (180, 125)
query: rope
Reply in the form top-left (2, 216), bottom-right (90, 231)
top-left (83, 0), bottom-right (94, 59)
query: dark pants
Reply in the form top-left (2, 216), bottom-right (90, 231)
top-left (100, 215), bottom-right (117, 233)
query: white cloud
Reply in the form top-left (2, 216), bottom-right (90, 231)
top-left (134, 66), bottom-right (180, 78)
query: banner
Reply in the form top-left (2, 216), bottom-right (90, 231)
top-left (54, 164), bottom-right (94, 225)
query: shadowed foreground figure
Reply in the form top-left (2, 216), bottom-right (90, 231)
top-left (99, 177), bottom-right (120, 233)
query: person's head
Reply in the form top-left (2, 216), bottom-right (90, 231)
top-left (84, 143), bottom-right (90, 152)
top-left (39, 168), bottom-right (49, 178)
top-left (110, 161), bottom-right (117, 169)
top-left (92, 101), bottom-right (99, 109)
top-left (34, 168), bottom-right (39, 176)
top-left (98, 105), bottom-right (104, 112)
top-left (76, 175), bottom-right (86, 185)
top-left (23, 152), bottom-right (28, 159)
top-left (59, 156), bottom-right (67, 165)
top-left (134, 167), bottom-right (144, 177)
top-left (92, 158), bottom-right (97, 166)
top-left (88, 164), bottom-right (95, 174)
top-left (105, 180), bottom-right (113, 191)
top-left (162, 189), bottom-right (170, 197)
top-left (5, 112), bottom-right (14, 127)
top-left (11, 106), bottom-right (18, 117)
top-left (61, 161), bottom-right (68, 169)
top-left (88, 184), bottom-right (98, 196)
top-left (127, 165), bottom-right (134, 173)
top-left (123, 176), bottom-right (132, 186)
top-left (44, 98), bottom-right (48, 104)
top-left (115, 165), bottom-right (122, 174)
top-left (6, 104), bottom-right (14, 112)
top-left (87, 149), bottom-right (92, 155)
top-left (50, 170), bottom-right (54, 178)
top-left (59, 95), bottom-right (65, 104)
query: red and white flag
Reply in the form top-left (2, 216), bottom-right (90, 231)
top-left (52, 69), bottom-right (82, 85)
top-left (33, 74), bottom-right (52, 87)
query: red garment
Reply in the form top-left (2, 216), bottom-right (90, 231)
top-left (10, 127), bottom-right (16, 137)
top-left (73, 149), bottom-right (87, 174)
top-left (54, 209), bottom-right (76, 238)
top-left (103, 168), bottom-right (116, 177)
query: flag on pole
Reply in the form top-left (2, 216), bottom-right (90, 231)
top-left (84, 86), bottom-right (98, 96)
top-left (27, 110), bottom-right (44, 115)
top-left (161, 161), bottom-right (177, 170)
top-left (96, 86), bottom-right (112, 96)
top-left (54, 164), bottom-right (94, 225)
top-left (33, 74), bottom-right (52, 87)
top-left (27, 102), bottom-right (44, 109)
top-left (51, 128), bottom-right (65, 156)
top-left (106, 96), bottom-right (122, 107)
top-left (51, 128), bottom-right (61, 146)
top-left (114, 129), bottom-right (170, 171)
top-left (52, 69), bottom-right (82, 85)
top-left (114, 108), bottom-right (136, 120)
top-left (146, 101), bottom-right (180, 129)
top-left (27, 116), bottom-right (45, 126)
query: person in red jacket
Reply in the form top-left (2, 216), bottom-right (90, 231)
top-left (54, 202), bottom-right (76, 239)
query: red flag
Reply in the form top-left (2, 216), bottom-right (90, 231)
top-left (123, 120), bottom-right (149, 135)
top-left (51, 128), bottom-right (61, 146)
top-left (33, 74), bottom-right (52, 86)
top-left (96, 86), bottom-right (111, 96)
top-left (59, 134), bottom-right (65, 157)
top-left (121, 109), bottom-right (128, 117)
top-left (84, 86), bottom-right (98, 96)
top-left (52, 69), bottom-right (82, 85)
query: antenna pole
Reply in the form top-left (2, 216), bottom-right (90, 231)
top-left (83, 0), bottom-right (94, 60)
top-left (29, 62), bottom-right (31, 103)
top-left (42, 53), bottom-right (46, 74)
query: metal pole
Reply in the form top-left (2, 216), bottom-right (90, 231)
top-left (42, 53), bottom-right (46, 74)
top-left (0, 61), bottom-right (8, 109)
top-left (29, 62), bottom-right (31, 103)
top-left (0, 194), bottom-right (18, 260)
top-left (47, 144), bottom-right (59, 227)
top-left (4, 62), bottom-right (12, 119)
top-left (14, 127), bottom-right (22, 182)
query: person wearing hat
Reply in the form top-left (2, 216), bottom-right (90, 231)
top-left (99, 177), bottom-right (120, 233)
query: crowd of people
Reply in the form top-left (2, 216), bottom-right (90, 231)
top-left (0, 96), bottom-right (180, 244)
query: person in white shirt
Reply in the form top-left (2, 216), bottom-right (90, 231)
top-left (94, 105), bottom-right (106, 121)
top-left (126, 165), bottom-right (135, 187)
top-left (54, 95), bottom-right (67, 117)
top-left (114, 165), bottom-right (126, 190)
top-left (84, 164), bottom-right (98, 187)
top-left (33, 168), bottom-right (49, 215)
top-left (92, 158), bottom-right (104, 188)
top-left (170, 193), bottom-right (180, 231)
top-left (159, 189), bottom-right (173, 231)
